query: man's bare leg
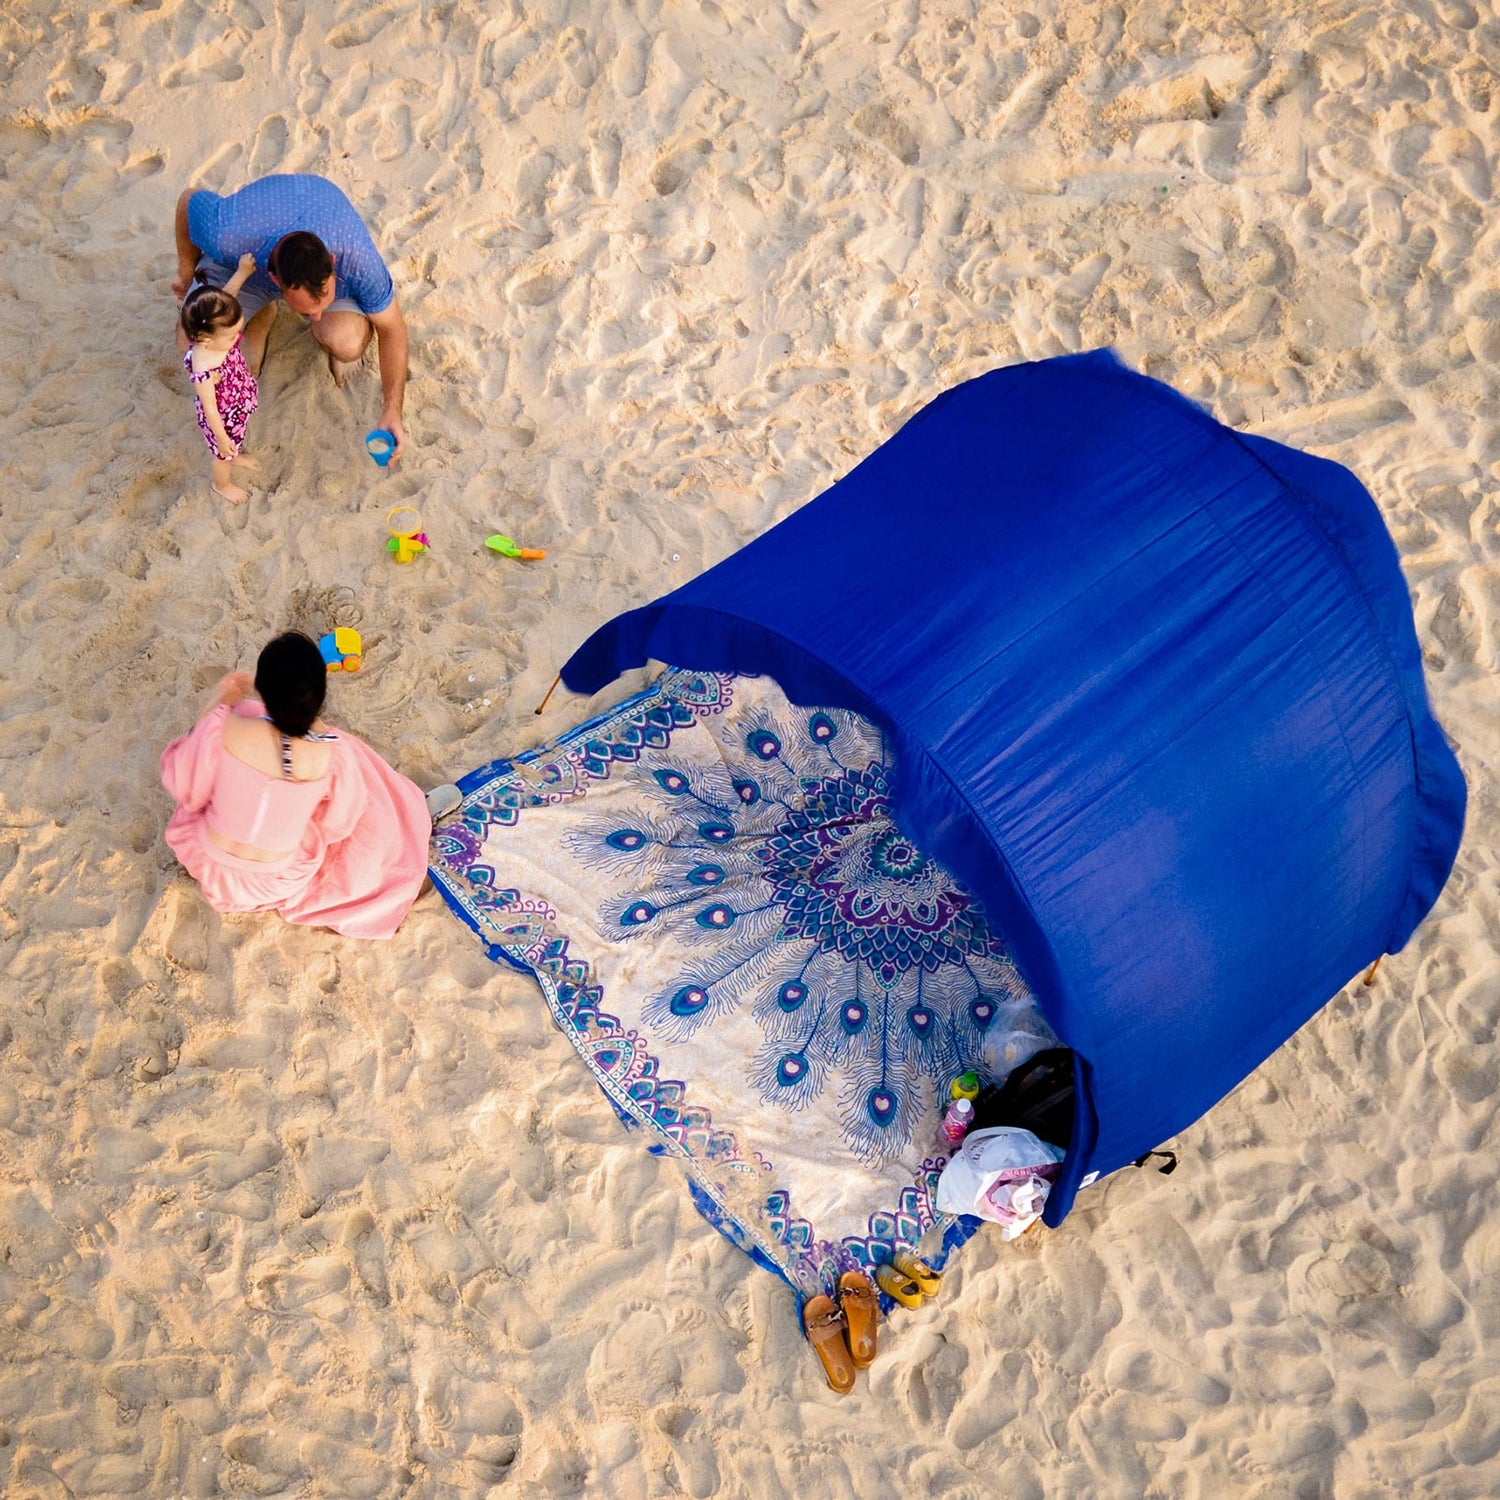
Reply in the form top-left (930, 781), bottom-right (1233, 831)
top-left (311, 309), bottom-right (374, 388)
top-left (242, 302), bottom-right (277, 377)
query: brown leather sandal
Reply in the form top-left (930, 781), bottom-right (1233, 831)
top-left (803, 1294), bottom-right (856, 1393)
top-left (839, 1270), bottom-right (879, 1368)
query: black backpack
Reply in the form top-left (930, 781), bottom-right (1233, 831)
top-left (971, 1047), bottom-right (1076, 1148)
top-left (971, 1048), bottom-right (1178, 1174)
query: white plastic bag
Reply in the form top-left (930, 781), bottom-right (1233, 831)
top-left (978, 1026), bottom-right (1051, 1081)
top-left (934, 1126), bottom-right (1065, 1239)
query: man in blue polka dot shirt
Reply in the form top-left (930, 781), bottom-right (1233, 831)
top-left (173, 174), bottom-right (411, 464)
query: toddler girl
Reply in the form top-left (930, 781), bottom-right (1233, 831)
top-left (181, 251), bottom-right (260, 504)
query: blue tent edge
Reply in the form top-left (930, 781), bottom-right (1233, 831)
top-left (1233, 430), bottom-right (1468, 952)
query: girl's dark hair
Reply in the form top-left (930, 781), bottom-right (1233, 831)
top-left (180, 284), bottom-right (244, 342)
top-left (268, 231), bottom-right (335, 293)
top-left (255, 632), bottom-right (327, 737)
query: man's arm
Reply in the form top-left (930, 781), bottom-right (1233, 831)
top-left (172, 190), bottom-right (201, 301)
top-left (368, 299), bottom-right (410, 464)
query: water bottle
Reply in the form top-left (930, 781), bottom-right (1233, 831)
top-left (941, 1096), bottom-right (974, 1145)
top-left (949, 1071), bottom-right (980, 1102)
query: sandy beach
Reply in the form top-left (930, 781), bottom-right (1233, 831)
top-left (2, 0), bottom-right (1498, 1494)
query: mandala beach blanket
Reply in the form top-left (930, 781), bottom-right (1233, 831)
top-left (428, 669), bottom-right (1055, 1301)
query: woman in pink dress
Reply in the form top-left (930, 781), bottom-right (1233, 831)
top-left (161, 632), bottom-right (459, 940)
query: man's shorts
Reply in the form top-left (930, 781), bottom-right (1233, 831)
top-left (190, 258), bottom-right (364, 321)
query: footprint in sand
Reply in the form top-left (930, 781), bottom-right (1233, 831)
top-left (1431, 127), bottom-right (1491, 201)
top-left (668, 1306), bottom-right (746, 1400)
top-left (510, 268), bottom-right (567, 308)
top-left (403, 1214), bottom-right (484, 1301)
top-left (122, 150), bottom-right (164, 181)
top-left (469, 1437), bottom-right (521, 1486)
top-left (587, 1307), bottom-right (684, 1410)
top-left (89, 1126), bottom-right (165, 1184)
top-left (1455, 57), bottom-right (1495, 112)
top-left (653, 1405), bottom-right (719, 1499)
top-left (222, 1429), bottom-right (303, 1491)
top-left (1437, 0), bottom-right (1480, 27)
top-left (130, 1005), bottom-right (185, 1083)
top-left (1100, 1340), bottom-right (1231, 1442)
top-left (289, 1132), bottom-right (391, 1206)
top-left (163, 885), bottom-right (216, 972)
top-left (375, 103), bottom-right (412, 164)
top-left (466, 1276), bottom-right (552, 1350)
top-left (852, 101), bottom-right (921, 165)
top-left (947, 1348), bottom-right (1039, 1448)
top-left (248, 114), bottom-right (289, 177)
top-left (536, 1446), bottom-right (591, 1496)
top-left (185, 1135), bottom-right (282, 1192)
top-left (251, 1252), bottom-right (351, 1315)
top-left (297, 1434), bottom-right (396, 1497)
top-left (327, 3), bottom-right (400, 49)
top-left (162, 50), bottom-right (245, 88)
top-left (103, 1355), bottom-right (220, 1408)
top-left (612, 33), bottom-right (651, 99)
top-left (588, 128), bottom-right (622, 197)
top-left (912, 1339), bottom-right (969, 1426)
top-left (422, 1371), bottom-right (524, 1483)
top-left (651, 139), bottom-right (711, 197)
top-left (558, 26), bottom-right (599, 91)
top-left (100, 58), bottom-right (142, 105)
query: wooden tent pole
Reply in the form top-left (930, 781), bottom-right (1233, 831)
top-left (534, 672), bottom-right (562, 717)
top-left (1362, 956), bottom-right (1383, 986)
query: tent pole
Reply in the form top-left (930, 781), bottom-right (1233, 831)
top-left (534, 672), bottom-right (562, 717)
top-left (1362, 956), bottom-right (1383, 986)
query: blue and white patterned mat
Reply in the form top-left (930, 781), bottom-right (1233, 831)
top-left (429, 669), bottom-right (1053, 1299)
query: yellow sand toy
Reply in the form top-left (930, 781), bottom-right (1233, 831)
top-left (318, 628), bottom-right (363, 672)
top-left (387, 506), bottom-right (428, 564)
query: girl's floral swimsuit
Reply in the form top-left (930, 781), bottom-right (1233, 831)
top-left (185, 335), bottom-right (258, 457)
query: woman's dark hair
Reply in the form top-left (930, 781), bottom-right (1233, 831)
top-left (180, 285), bottom-right (244, 342)
top-left (255, 632), bottom-right (327, 737)
top-left (268, 231), bottom-right (335, 293)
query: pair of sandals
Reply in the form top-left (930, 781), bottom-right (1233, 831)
top-left (803, 1271), bottom-right (879, 1393)
top-left (874, 1251), bottom-right (942, 1309)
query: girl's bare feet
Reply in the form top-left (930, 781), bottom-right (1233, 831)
top-left (211, 456), bottom-right (247, 503)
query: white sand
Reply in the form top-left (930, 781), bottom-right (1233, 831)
top-left (1, 0), bottom-right (1498, 1494)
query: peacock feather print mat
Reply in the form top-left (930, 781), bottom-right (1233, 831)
top-left (428, 669), bottom-right (1055, 1302)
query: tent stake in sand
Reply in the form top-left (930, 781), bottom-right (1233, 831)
top-left (534, 673), bottom-right (561, 716)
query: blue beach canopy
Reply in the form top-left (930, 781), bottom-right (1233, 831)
top-left (562, 350), bottom-right (1466, 1225)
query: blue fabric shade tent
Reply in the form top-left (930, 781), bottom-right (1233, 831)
top-left (561, 350), bottom-right (1466, 1226)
